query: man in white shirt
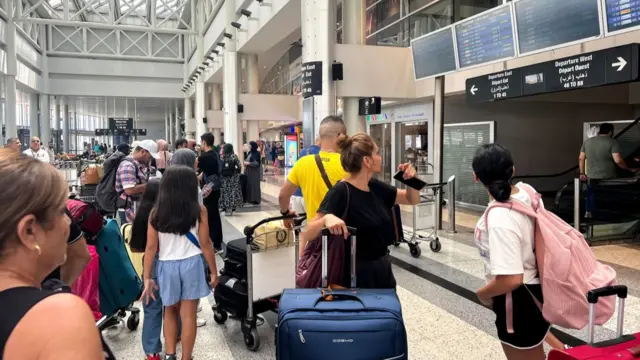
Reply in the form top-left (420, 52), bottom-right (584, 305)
top-left (23, 137), bottom-right (50, 163)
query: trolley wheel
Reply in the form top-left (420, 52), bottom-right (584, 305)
top-left (429, 238), bottom-right (442, 253)
top-left (244, 328), bottom-right (260, 351)
top-left (213, 311), bottom-right (228, 325)
top-left (409, 244), bottom-right (422, 258)
top-left (393, 241), bottom-right (400, 248)
top-left (126, 312), bottom-right (140, 331)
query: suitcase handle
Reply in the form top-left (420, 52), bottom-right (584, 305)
top-left (321, 229), bottom-right (357, 288)
top-left (322, 227), bottom-right (358, 236)
top-left (587, 285), bottom-right (628, 303)
top-left (315, 290), bottom-right (364, 307)
top-left (587, 285), bottom-right (628, 345)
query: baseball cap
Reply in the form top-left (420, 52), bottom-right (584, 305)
top-left (137, 139), bottom-right (160, 159)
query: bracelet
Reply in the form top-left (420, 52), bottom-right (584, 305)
top-left (280, 209), bottom-right (290, 216)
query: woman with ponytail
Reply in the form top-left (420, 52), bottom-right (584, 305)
top-left (472, 143), bottom-right (563, 360)
top-left (304, 132), bottom-right (421, 289)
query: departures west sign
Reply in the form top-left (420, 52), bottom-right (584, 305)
top-left (466, 43), bottom-right (639, 103)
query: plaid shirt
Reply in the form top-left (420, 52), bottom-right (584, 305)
top-left (115, 157), bottom-right (147, 222)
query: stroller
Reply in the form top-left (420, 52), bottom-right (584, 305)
top-left (212, 214), bottom-right (306, 351)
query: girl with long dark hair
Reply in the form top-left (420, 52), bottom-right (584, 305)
top-left (472, 143), bottom-right (563, 360)
top-left (141, 166), bottom-right (219, 360)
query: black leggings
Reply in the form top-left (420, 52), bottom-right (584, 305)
top-left (204, 190), bottom-right (223, 249)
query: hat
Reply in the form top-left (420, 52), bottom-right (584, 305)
top-left (138, 139), bottom-right (160, 159)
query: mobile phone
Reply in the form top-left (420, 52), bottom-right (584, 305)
top-left (393, 170), bottom-right (427, 191)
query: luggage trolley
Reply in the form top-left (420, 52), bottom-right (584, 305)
top-left (213, 214), bottom-right (306, 352)
top-left (395, 182), bottom-right (447, 256)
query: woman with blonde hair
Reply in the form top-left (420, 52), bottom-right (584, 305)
top-left (156, 139), bottom-right (172, 175)
top-left (0, 149), bottom-right (112, 359)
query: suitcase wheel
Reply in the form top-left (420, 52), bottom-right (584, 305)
top-left (126, 312), bottom-right (140, 331)
top-left (213, 310), bottom-right (228, 325)
top-left (244, 328), bottom-right (260, 352)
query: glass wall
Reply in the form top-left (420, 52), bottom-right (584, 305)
top-left (369, 123), bottom-right (392, 184)
top-left (395, 121), bottom-right (432, 185)
top-left (365, 0), bottom-right (501, 47)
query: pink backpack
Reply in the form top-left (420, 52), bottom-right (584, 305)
top-left (486, 183), bottom-right (616, 330)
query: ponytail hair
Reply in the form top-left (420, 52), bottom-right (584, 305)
top-left (471, 144), bottom-right (514, 203)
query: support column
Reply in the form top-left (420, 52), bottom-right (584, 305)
top-left (342, 0), bottom-right (366, 134)
top-left (195, 81), bottom-right (207, 139)
top-left (29, 93), bottom-right (39, 138)
top-left (164, 104), bottom-right (169, 141)
top-left (245, 54), bottom-right (261, 141)
top-left (62, 97), bottom-right (69, 153)
top-left (211, 83), bottom-right (222, 145)
top-left (175, 101), bottom-right (181, 140)
top-left (223, 0), bottom-right (240, 151)
top-left (40, 95), bottom-right (50, 149)
top-left (433, 76), bottom-right (445, 230)
top-left (302, 0), bottom-right (337, 139)
top-left (184, 97), bottom-right (195, 139)
top-left (168, 103), bottom-right (174, 144)
top-left (4, 0), bottom-right (17, 141)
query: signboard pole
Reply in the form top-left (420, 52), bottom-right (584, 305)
top-left (433, 76), bottom-right (446, 230)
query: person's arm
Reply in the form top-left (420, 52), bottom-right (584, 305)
top-left (4, 294), bottom-right (104, 360)
top-left (60, 236), bottom-right (90, 286)
top-left (579, 152), bottom-right (587, 179)
top-left (120, 162), bottom-right (146, 195)
top-left (141, 217), bottom-right (159, 305)
top-left (279, 180), bottom-right (298, 214)
top-left (476, 225), bottom-right (525, 305)
top-left (613, 152), bottom-right (631, 171)
top-left (198, 206), bottom-right (219, 287)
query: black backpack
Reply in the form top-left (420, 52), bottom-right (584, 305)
top-left (95, 151), bottom-right (134, 213)
top-left (221, 157), bottom-right (239, 177)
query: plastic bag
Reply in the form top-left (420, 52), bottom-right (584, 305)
top-left (71, 245), bottom-right (101, 320)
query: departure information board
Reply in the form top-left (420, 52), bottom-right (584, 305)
top-left (515, 0), bottom-right (601, 55)
top-left (605, 0), bottom-right (640, 33)
top-left (411, 27), bottom-right (456, 79)
top-left (455, 5), bottom-right (515, 68)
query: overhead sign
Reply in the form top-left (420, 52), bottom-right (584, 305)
top-left (358, 97), bottom-right (382, 115)
top-left (514, 0), bottom-right (601, 55)
top-left (605, 0), bottom-right (640, 34)
top-left (95, 128), bottom-right (146, 136)
top-left (301, 61), bottom-right (322, 98)
top-left (108, 117), bottom-right (133, 131)
top-left (466, 44), bottom-right (639, 103)
top-left (411, 27), bottom-right (456, 79)
top-left (455, 4), bottom-right (515, 68)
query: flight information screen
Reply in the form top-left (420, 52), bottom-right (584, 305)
top-left (455, 5), bottom-right (515, 68)
top-left (605, 0), bottom-right (640, 33)
top-left (515, 0), bottom-right (601, 55)
top-left (411, 28), bottom-right (457, 79)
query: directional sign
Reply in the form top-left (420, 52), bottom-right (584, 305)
top-left (95, 128), bottom-right (146, 136)
top-left (108, 117), bottom-right (133, 131)
top-left (301, 61), bottom-right (322, 98)
top-left (466, 44), bottom-right (639, 103)
top-left (358, 97), bottom-right (382, 115)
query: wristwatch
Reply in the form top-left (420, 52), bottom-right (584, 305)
top-left (280, 209), bottom-right (290, 216)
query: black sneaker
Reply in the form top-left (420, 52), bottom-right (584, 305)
top-left (164, 355), bottom-right (176, 360)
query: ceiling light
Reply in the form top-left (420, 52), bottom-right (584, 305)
top-left (217, 42), bottom-right (226, 47)
top-left (223, 32), bottom-right (233, 39)
top-left (207, 55), bottom-right (215, 60)
top-left (241, 9), bottom-right (252, 17)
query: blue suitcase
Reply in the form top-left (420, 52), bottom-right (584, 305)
top-left (276, 229), bottom-right (408, 360)
top-left (95, 219), bottom-right (143, 317)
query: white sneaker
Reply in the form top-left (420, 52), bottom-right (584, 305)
top-left (196, 317), bottom-right (207, 327)
top-left (197, 303), bottom-right (203, 313)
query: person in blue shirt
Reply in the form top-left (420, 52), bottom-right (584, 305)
top-left (290, 138), bottom-right (320, 217)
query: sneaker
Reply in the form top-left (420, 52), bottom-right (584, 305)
top-left (197, 302), bottom-right (203, 313)
top-left (145, 355), bottom-right (160, 360)
top-left (164, 355), bottom-right (176, 360)
top-left (197, 317), bottom-right (207, 327)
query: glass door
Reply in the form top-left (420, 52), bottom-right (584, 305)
top-left (369, 123), bottom-right (392, 183)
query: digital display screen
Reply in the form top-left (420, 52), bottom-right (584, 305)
top-left (515, 0), bottom-right (601, 55)
top-left (455, 5), bottom-right (515, 68)
top-left (605, 0), bottom-right (640, 33)
top-left (411, 27), bottom-right (457, 79)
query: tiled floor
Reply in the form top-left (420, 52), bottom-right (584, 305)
top-left (105, 171), bottom-right (640, 359)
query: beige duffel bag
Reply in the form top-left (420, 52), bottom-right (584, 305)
top-left (252, 221), bottom-right (294, 250)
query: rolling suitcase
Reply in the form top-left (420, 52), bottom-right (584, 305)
top-left (96, 219), bottom-right (143, 317)
top-left (549, 285), bottom-right (640, 360)
top-left (276, 228), bottom-right (408, 360)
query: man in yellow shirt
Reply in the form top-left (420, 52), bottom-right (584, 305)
top-left (279, 115), bottom-right (347, 255)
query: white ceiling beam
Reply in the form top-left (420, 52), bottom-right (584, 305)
top-left (22, 17), bottom-right (195, 33)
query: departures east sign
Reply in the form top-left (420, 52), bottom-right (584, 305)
top-left (301, 61), bottom-right (322, 98)
top-left (466, 43), bottom-right (639, 103)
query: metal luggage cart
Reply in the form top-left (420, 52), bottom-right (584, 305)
top-left (55, 161), bottom-right (80, 186)
top-left (396, 182), bottom-right (448, 256)
top-left (213, 213), bottom-right (306, 352)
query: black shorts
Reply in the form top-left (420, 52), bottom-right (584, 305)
top-left (492, 284), bottom-right (550, 349)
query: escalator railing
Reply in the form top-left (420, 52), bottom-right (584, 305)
top-left (513, 117), bottom-right (640, 239)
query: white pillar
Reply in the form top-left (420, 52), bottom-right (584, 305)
top-left (342, 0), bottom-right (366, 135)
top-left (302, 0), bottom-right (337, 138)
top-left (244, 54), bottom-right (261, 141)
top-left (195, 81), bottom-right (207, 139)
top-left (175, 101), bottom-right (181, 140)
top-left (247, 121), bottom-right (259, 142)
top-left (211, 83), bottom-right (222, 145)
top-left (29, 93), bottom-right (39, 138)
top-left (40, 95), bottom-right (50, 148)
top-left (168, 103), bottom-right (174, 144)
top-left (223, 0), bottom-right (239, 151)
top-left (4, 0), bottom-right (17, 141)
top-left (62, 97), bottom-right (69, 153)
top-left (164, 104), bottom-right (169, 141)
top-left (184, 97), bottom-right (194, 139)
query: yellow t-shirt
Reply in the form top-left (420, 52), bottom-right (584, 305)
top-left (288, 151), bottom-right (346, 220)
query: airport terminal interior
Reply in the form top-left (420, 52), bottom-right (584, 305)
top-left (3, 0), bottom-right (640, 358)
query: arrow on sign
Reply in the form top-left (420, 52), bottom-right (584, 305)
top-left (470, 85), bottom-right (478, 95)
top-left (612, 57), bottom-right (627, 72)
